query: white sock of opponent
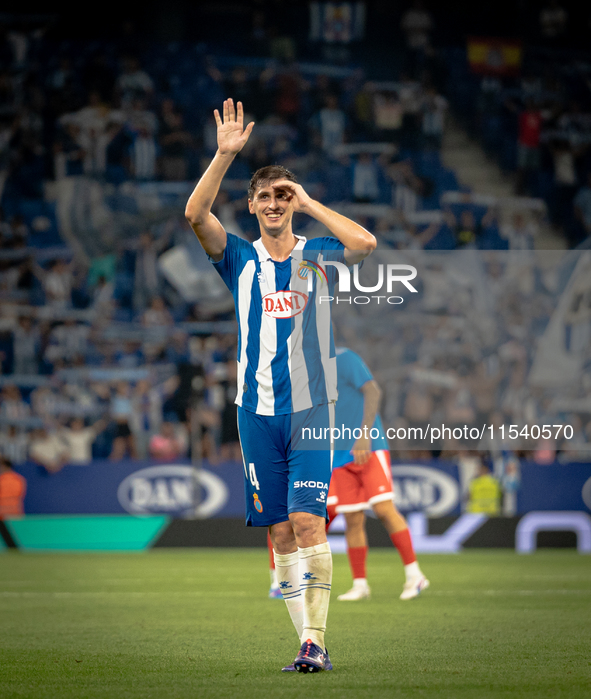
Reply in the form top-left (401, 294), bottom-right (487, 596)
top-left (274, 550), bottom-right (303, 640)
top-left (299, 542), bottom-right (332, 649)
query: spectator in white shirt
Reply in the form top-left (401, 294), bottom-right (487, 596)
top-left (131, 228), bottom-right (172, 312)
top-left (141, 296), bottom-right (174, 328)
top-left (0, 425), bottom-right (30, 464)
top-left (501, 211), bottom-right (537, 250)
top-left (44, 319), bottom-right (90, 367)
top-left (59, 417), bottom-right (108, 465)
top-left (91, 274), bottom-right (115, 315)
top-left (421, 86), bottom-right (448, 149)
top-left (0, 385), bottom-right (30, 421)
top-left (11, 316), bottom-right (40, 375)
top-left (115, 55), bottom-right (154, 107)
top-left (29, 427), bottom-right (69, 473)
top-left (32, 258), bottom-right (80, 310)
top-left (310, 94), bottom-right (346, 152)
top-left (353, 153), bottom-right (380, 203)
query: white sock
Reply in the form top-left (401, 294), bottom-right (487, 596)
top-left (404, 561), bottom-right (421, 580)
top-left (353, 577), bottom-right (369, 588)
top-left (299, 542), bottom-right (332, 649)
top-left (274, 550), bottom-right (303, 640)
top-left (269, 568), bottom-right (279, 589)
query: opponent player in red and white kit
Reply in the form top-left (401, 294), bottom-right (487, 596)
top-left (327, 346), bottom-right (429, 600)
top-left (269, 346), bottom-right (429, 601)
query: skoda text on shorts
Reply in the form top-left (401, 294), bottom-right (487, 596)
top-left (185, 98), bottom-right (376, 671)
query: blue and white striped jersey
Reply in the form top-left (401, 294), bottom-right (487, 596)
top-left (211, 232), bottom-right (346, 416)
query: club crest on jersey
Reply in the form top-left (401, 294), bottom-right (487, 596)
top-left (262, 290), bottom-right (308, 318)
top-left (253, 493), bottom-right (263, 513)
top-left (298, 260), bottom-right (328, 285)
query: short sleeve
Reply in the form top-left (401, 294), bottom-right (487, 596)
top-left (315, 236), bottom-right (347, 264)
top-left (306, 236), bottom-right (363, 288)
top-left (340, 349), bottom-right (373, 390)
top-left (209, 232), bottom-right (252, 292)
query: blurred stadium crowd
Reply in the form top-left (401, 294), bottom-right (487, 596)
top-left (445, 14), bottom-right (591, 247)
top-left (0, 2), bottom-right (590, 489)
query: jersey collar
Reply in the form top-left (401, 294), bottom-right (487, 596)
top-left (253, 235), bottom-right (307, 262)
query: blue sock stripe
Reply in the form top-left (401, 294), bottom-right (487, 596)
top-left (281, 590), bottom-right (302, 599)
top-left (300, 583), bottom-right (332, 591)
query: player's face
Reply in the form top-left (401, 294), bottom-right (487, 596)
top-left (248, 183), bottom-right (294, 235)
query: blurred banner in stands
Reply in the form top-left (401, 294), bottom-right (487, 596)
top-left (467, 37), bottom-right (523, 76)
top-left (309, 2), bottom-right (366, 43)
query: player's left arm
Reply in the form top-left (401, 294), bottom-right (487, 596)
top-left (352, 379), bottom-right (382, 465)
top-left (271, 179), bottom-right (377, 264)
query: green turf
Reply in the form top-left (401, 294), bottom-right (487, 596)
top-left (0, 549), bottom-right (590, 699)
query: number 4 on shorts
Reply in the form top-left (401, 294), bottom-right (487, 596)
top-left (249, 462), bottom-right (260, 490)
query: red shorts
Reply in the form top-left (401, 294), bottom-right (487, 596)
top-left (327, 450), bottom-right (393, 513)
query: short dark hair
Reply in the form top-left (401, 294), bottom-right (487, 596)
top-left (248, 165), bottom-right (298, 200)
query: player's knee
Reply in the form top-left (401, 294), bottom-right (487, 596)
top-left (289, 512), bottom-right (327, 547)
top-left (344, 510), bottom-right (365, 532)
top-left (373, 500), bottom-right (407, 529)
top-left (270, 520), bottom-right (297, 554)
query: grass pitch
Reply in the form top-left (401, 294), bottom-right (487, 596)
top-left (0, 549), bottom-right (590, 699)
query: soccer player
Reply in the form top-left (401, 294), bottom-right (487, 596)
top-left (327, 346), bottom-right (429, 601)
top-left (185, 99), bottom-right (376, 673)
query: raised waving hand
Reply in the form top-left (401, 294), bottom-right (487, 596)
top-left (214, 99), bottom-right (255, 156)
